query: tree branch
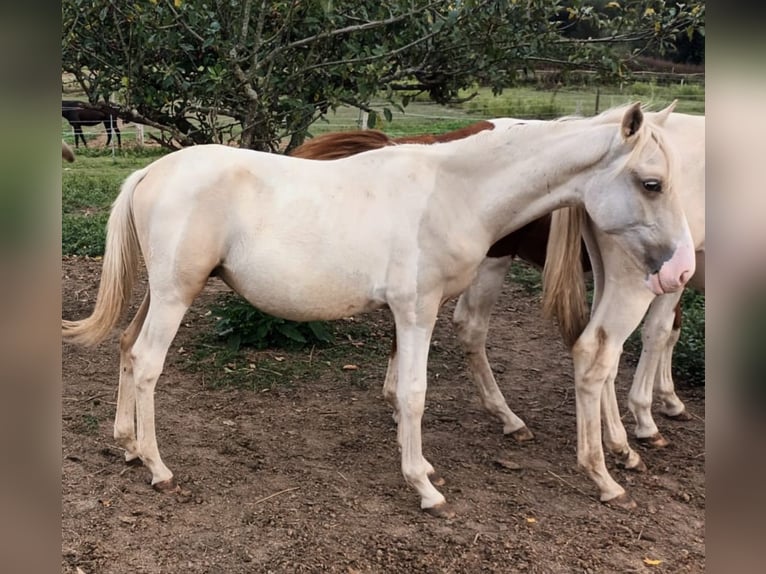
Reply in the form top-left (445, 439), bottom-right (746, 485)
top-left (260, 0), bottom-right (443, 68)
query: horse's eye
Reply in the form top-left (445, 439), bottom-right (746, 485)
top-left (642, 179), bottom-right (663, 193)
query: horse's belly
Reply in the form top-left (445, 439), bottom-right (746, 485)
top-left (219, 252), bottom-right (386, 322)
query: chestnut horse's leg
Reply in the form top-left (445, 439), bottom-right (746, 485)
top-left (453, 255), bottom-right (532, 441)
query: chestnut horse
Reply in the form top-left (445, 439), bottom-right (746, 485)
top-left (291, 110), bottom-right (705, 452)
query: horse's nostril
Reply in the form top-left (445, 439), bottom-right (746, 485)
top-left (679, 270), bottom-right (690, 284)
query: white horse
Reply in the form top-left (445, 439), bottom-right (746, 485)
top-left (62, 103), bottom-right (694, 516)
top-left (293, 107), bottom-right (704, 505)
top-left (449, 112), bottom-right (705, 451)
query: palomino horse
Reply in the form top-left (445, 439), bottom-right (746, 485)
top-left (62, 104), bottom-right (694, 515)
top-left (291, 110), bottom-right (705, 452)
top-left (61, 100), bottom-right (122, 149)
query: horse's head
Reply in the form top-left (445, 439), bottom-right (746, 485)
top-left (582, 102), bottom-right (695, 295)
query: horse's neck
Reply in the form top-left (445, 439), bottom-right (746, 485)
top-left (444, 120), bottom-right (612, 244)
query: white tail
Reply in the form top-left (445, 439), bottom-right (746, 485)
top-left (541, 206), bottom-right (589, 348)
top-left (62, 168), bottom-right (148, 346)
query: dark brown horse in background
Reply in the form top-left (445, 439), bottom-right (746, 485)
top-left (61, 100), bottom-right (121, 148)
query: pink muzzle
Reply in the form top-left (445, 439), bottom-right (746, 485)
top-left (644, 238), bottom-right (697, 295)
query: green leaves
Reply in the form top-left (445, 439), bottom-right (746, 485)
top-left (213, 295), bottom-right (334, 352)
top-left (62, 0), bottom-right (704, 150)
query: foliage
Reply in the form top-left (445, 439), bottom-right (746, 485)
top-left (62, 0), bottom-right (704, 151)
top-left (212, 294), bottom-right (334, 351)
top-left (670, 289), bottom-right (705, 386)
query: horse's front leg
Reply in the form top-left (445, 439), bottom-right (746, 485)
top-left (391, 297), bottom-right (452, 517)
top-left (453, 255), bottom-right (532, 440)
top-left (572, 282), bottom-right (654, 508)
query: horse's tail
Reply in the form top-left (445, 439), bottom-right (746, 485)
top-left (541, 206), bottom-right (589, 348)
top-left (290, 130), bottom-right (394, 160)
top-left (62, 168), bottom-right (148, 346)
top-left (62, 140), bottom-right (75, 163)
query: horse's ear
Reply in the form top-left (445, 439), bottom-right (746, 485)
top-left (621, 102), bottom-right (644, 139)
top-left (653, 99), bottom-right (678, 125)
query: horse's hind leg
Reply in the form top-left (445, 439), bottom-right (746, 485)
top-left (114, 292), bottom-right (150, 463)
top-left (453, 256), bottom-right (532, 441)
top-left (129, 294), bottom-right (193, 490)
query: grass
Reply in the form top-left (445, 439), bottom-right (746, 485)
top-left (61, 147), bottom-right (164, 255)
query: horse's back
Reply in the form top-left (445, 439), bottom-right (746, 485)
top-left (128, 144), bottom-right (439, 319)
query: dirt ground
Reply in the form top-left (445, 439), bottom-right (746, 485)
top-left (61, 256), bottom-right (705, 573)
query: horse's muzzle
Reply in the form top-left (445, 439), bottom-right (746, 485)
top-left (644, 239), bottom-right (696, 295)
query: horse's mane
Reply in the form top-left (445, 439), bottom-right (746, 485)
top-left (290, 121), bottom-right (496, 160)
top-left (290, 130), bottom-right (394, 160)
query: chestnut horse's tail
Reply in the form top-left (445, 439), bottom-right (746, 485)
top-left (62, 168), bottom-right (148, 346)
top-left (290, 130), bottom-right (395, 159)
top-left (541, 206), bottom-right (589, 348)
top-left (62, 140), bottom-right (75, 163)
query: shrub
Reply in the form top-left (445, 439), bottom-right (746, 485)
top-left (212, 294), bottom-right (334, 351)
top-left (671, 289), bottom-right (705, 386)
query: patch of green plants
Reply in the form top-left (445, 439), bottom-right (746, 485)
top-left (670, 289), bottom-right (705, 386)
top-left (211, 294), bottom-right (334, 351)
top-left (181, 302), bottom-right (392, 391)
top-left (509, 260), bottom-right (543, 294)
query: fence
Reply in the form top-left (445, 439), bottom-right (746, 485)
top-left (62, 77), bottom-right (705, 150)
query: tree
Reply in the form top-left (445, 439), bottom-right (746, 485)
top-left (62, 0), bottom-right (704, 151)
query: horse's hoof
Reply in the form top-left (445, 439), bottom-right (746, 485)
top-left (508, 426), bottom-right (535, 442)
top-left (423, 502), bottom-right (456, 519)
top-left (627, 458), bottom-right (648, 473)
top-left (153, 477), bottom-right (179, 492)
top-left (604, 492), bottom-right (637, 510)
top-left (428, 472), bottom-right (446, 487)
top-left (637, 433), bottom-right (670, 449)
top-left (152, 478), bottom-right (193, 502)
top-left (665, 410), bottom-right (692, 422)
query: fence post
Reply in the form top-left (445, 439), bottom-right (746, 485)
top-left (136, 124), bottom-right (144, 147)
top-left (594, 88), bottom-right (601, 115)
